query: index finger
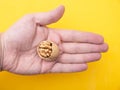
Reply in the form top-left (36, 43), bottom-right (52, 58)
top-left (54, 29), bottom-right (104, 44)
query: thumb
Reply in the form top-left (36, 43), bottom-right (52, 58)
top-left (34, 5), bottom-right (65, 25)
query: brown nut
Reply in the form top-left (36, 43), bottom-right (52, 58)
top-left (37, 41), bottom-right (59, 61)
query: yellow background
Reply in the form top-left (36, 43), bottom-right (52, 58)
top-left (0, 0), bottom-right (120, 90)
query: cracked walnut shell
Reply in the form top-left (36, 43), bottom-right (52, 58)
top-left (37, 41), bottom-right (59, 61)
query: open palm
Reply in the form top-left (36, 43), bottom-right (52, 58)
top-left (1, 6), bottom-right (108, 75)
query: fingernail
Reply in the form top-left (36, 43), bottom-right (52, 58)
top-left (102, 43), bottom-right (109, 52)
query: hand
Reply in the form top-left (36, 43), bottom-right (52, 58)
top-left (1, 6), bottom-right (108, 75)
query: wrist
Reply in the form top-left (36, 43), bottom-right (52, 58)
top-left (0, 33), bottom-right (3, 71)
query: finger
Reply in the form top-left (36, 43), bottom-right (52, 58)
top-left (62, 43), bottom-right (108, 54)
top-left (33, 5), bottom-right (65, 25)
top-left (55, 30), bottom-right (104, 44)
top-left (50, 63), bottom-right (87, 73)
top-left (58, 53), bottom-right (101, 64)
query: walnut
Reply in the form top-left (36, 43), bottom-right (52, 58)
top-left (37, 41), bottom-right (59, 61)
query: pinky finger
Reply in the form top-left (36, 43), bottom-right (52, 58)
top-left (49, 63), bottom-right (88, 73)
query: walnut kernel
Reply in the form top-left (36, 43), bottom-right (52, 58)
top-left (37, 41), bottom-right (59, 61)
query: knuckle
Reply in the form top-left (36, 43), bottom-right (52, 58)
top-left (81, 55), bottom-right (87, 63)
top-left (48, 14), bottom-right (56, 23)
top-left (98, 35), bottom-right (104, 43)
top-left (74, 43), bottom-right (80, 53)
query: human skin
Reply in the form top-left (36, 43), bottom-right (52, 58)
top-left (0, 5), bottom-right (108, 75)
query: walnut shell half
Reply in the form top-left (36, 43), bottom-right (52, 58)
top-left (37, 41), bottom-right (59, 61)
